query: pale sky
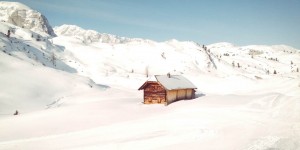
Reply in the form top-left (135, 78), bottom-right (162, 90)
top-left (7, 0), bottom-right (300, 49)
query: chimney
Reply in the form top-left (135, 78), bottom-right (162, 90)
top-left (167, 73), bottom-right (171, 78)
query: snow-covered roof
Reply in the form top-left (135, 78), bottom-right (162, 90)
top-left (155, 75), bottom-right (197, 90)
top-left (147, 76), bottom-right (157, 82)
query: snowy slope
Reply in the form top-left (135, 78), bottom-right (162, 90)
top-left (208, 42), bottom-right (300, 77)
top-left (53, 27), bottom-right (214, 88)
top-left (0, 2), bottom-right (300, 150)
top-left (0, 21), bottom-right (103, 114)
top-left (0, 1), bottom-right (55, 36)
top-left (0, 22), bottom-right (75, 72)
top-left (0, 50), bottom-right (106, 114)
top-left (0, 72), bottom-right (299, 150)
top-left (54, 25), bottom-right (231, 78)
top-left (54, 24), bottom-right (300, 82)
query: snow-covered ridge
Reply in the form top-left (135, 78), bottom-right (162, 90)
top-left (0, 1), bottom-right (55, 36)
top-left (54, 24), bottom-right (174, 45)
top-left (0, 22), bottom-right (75, 73)
top-left (54, 24), bottom-right (131, 44)
top-left (53, 23), bottom-right (300, 78)
top-left (208, 42), bottom-right (235, 49)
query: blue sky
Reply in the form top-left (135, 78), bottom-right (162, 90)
top-left (7, 0), bottom-right (300, 48)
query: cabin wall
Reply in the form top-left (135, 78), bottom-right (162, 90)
top-left (143, 82), bottom-right (166, 104)
top-left (166, 89), bottom-right (195, 104)
top-left (177, 89), bottom-right (186, 100)
top-left (186, 89), bottom-right (194, 99)
top-left (166, 90), bottom-right (177, 103)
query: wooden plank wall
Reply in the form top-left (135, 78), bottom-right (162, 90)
top-left (144, 82), bottom-right (166, 104)
top-left (166, 90), bottom-right (177, 103)
top-left (186, 89), bottom-right (193, 99)
top-left (166, 89), bottom-right (195, 104)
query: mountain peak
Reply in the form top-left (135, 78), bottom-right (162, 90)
top-left (54, 24), bottom-right (98, 36)
top-left (54, 24), bottom-right (133, 44)
top-left (0, 1), bottom-right (55, 36)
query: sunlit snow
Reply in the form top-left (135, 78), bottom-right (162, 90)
top-left (0, 2), bottom-right (300, 150)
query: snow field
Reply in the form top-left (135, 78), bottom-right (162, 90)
top-left (0, 2), bottom-right (300, 149)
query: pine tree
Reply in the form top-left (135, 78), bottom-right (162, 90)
top-left (7, 30), bottom-right (10, 38)
top-left (13, 110), bottom-right (18, 115)
top-left (36, 35), bottom-right (41, 41)
top-left (50, 53), bottom-right (56, 66)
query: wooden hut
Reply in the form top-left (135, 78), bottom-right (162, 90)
top-left (138, 74), bottom-right (197, 105)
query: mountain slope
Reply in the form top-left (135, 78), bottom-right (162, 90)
top-left (0, 1), bottom-right (55, 36)
top-left (53, 29), bottom-right (212, 85)
top-left (208, 42), bottom-right (300, 78)
top-left (0, 50), bottom-right (105, 114)
top-left (53, 25), bottom-right (300, 83)
top-left (0, 22), bottom-right (75, 72)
